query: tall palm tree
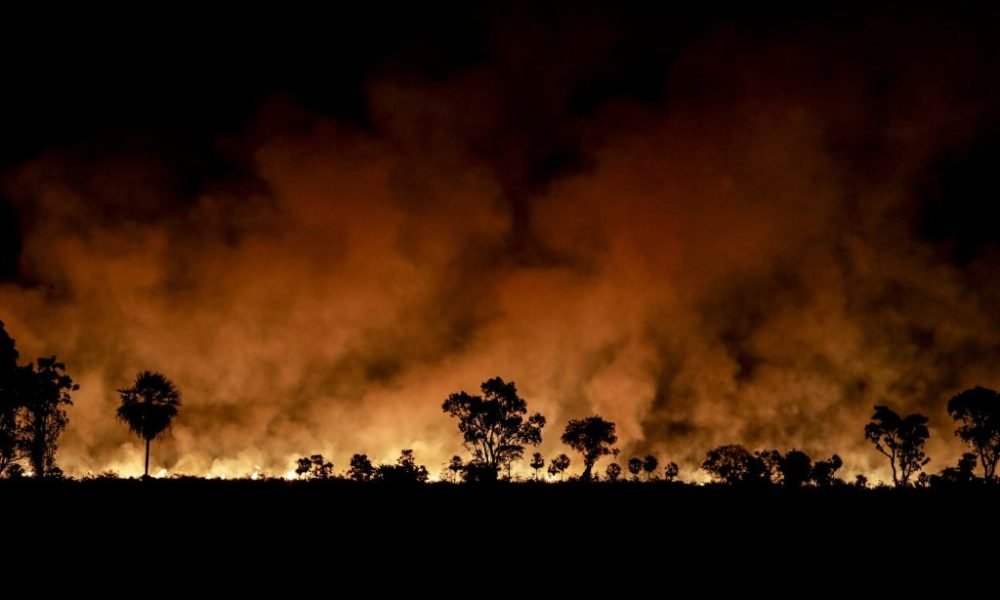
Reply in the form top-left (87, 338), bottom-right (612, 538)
top-left (117, 371), bottom-right (181, 478)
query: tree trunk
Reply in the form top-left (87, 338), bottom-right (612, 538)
top-left (144, 438), bottom-right (150, 478)
top-left (31, 413), bottom-right (46, 478)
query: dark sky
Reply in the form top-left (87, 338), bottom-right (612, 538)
top-left (4, 3), bottom-right (1000, 254)
top-left (5, 2), bottom-right (997, 274)
top-left (2, 1), bottom-right (1000, 478)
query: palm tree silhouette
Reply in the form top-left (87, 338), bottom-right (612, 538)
top-left (116, 371), bottom-right (181, 478)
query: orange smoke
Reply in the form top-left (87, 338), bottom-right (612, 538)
top-left (1, 14), bottom-right (998, 483)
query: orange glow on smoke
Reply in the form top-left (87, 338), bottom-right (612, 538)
top-left (1, 24), bottom-right (996, 485)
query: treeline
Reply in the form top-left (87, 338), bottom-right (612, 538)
top-left (3, 319), bottom-right (1000, 488)
top-left (0, 323), bottom-right (76, 479)
top-left (1, 321), bottom-right (180, 479)
top-left (294, 376), bottom-right (1000, 489)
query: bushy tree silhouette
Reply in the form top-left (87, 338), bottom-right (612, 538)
top-left (529, 452), bottom-right (544, 480)
top-left (642, 455), bottom-right (658, 481)
top-left (461, 461), bottom-right (500, 483)
top-left (778, 450), bottom-right (812, 488)
top-left (957, 452), bottom-right (978, 479)
top-left (854, 474), bottom-right (868, 488)
top-left (442, 377), bottom-right (545, 478)
top-left (663, 462), bottom-right (679, 482)
top-left (758, 449), bottom-right (782, 482)
top-left (605, 462), bottom-right (622, 482)
top-left (947, 386), bottom-right (1000, 480)
top-left (375, 449), bottom-right (429, 483)
top-left (931, 452), bottom-right (978, 487)
top-left (446, 455), bottom-right (465, 482)
top-left (701, 445), bottom-right (775, 485)
top-left (347, 453), bottom-right (375, 482)
top-left (3, 463), bottom-right (24, 480)
top-left (296, 454), bottom-right (334, 480)
top-left (548, 454), bottom-right (570, 481)
top-left (117, 371), bottom-right (181, 478)
top-left (22, 357), bottom-right (77, 478)
top-left (627, 457), bottom-right (642, 481)
top-left (810, 454), bottom-right (843, 487)
top-left (864, 405), bottom-right (930, 487)
top-left (295, 456), bottom-right (311, 478)
top-left (561, 416), bottom-right (618, 481)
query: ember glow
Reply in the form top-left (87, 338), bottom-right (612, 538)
top-left (2, 4), bottom-right (999, 482)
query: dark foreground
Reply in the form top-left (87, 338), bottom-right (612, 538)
top-left (5, 479), bottom-right (996, 536)
top-left (3, 479), bottom-right (994, 583)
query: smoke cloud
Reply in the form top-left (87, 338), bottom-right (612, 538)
top-left (2, 7), bottom-right (999, 481)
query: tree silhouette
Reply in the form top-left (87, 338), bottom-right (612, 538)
top-left (0, 321), bottom-right (19, 476)
top-left (757, 449), bottom-right (782, 482)
top-left (398, 449), bottom-right (429, 483)
top-left (627, 457), bottom-right (642, 481)
top-left (561, 416), bottom-right (618, 481)
top-left (777, 450), bottom-right (812, 488)
top-left (529, 452), bottom-right (545, 480)
top-left (461, 461), bottom-right (500, 483)
top-left (117, 371), bottom-right (181, 478)
top-left (864, 405), bottom-right (930, 487)
top-left (548, 454), bottom-right (570, 481)
top-left (442, 377), bottom-right (545, 478)
top-left (296, 454), bottom-right (334, 479)
top-left (375, 449), bottom-right (429, 483)
top-left (295, 457), bottom-right (311, 477)
top-left (605, 462), bottom-right (622, 482)
top-left (642, 455), bottom-right (658, 481)
top-left (0, 321), bottom-right (15, 372)
top-left (957, 452), bottom-right (978, 479)
top-left (947, 386), bottom-right (1000, 480)
top-left (854, 474), bottom-right (868, 488)
top-left (663, 462), bottom-right (679, 482)
top-left (810, 454), bottom-right (843, 487)
top-left (21, 357), bottom-right (77, 478)
top-left (347, 453), bottom-right (375, 482)
top-left (701, 445), bottom-right (775, 485)
top-left (933, 452), bottom-right (978, 487)
top-left (446, 455), bottom-right (465, 482)
top-left (3, 463), bottom-right (24, 480)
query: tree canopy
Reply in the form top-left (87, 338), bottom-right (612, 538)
top-left (117, 370), bottom-right (182, 477)
top-left (442, 377), bottom-right (545, 476)
top-left (701, 445), bottom-right (776, 485)
top-left (548, 454), bottom-right (570, 480)
top-left (864, 405), bottom-right (930, 487)
top-left (947, 386), bottom-right (1000, 480)
top-left (296, 454), bottom-right (334, 480)
top-left (375, 449), bottom-right (429, 483)
top-left (20, 357), bottom-right (77, 478)
top-left (347, 453), bottom-right (375, 482)
top-left (561, 416), bottom-right (618, 481)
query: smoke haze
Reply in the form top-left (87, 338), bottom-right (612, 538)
top-left (2, 4), bottom-right (1000, 481)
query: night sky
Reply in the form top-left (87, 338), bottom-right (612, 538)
top-left (2, 2), bottom-right (1000, 479)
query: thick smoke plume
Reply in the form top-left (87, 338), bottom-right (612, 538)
top-left (2, 9), bottom-right (999, 481)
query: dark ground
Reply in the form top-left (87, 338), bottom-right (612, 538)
top-left (3, 480), bottom-right (993, 593)
top-left (3, 480), bottom-right (994, 566)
